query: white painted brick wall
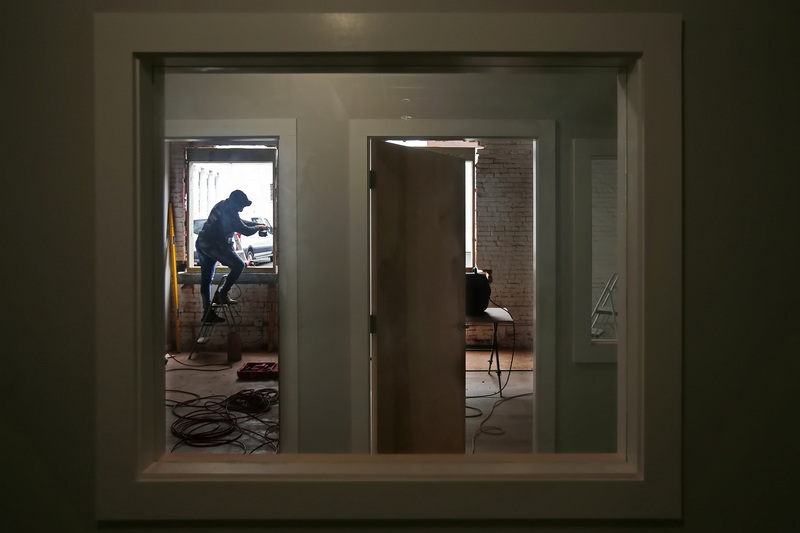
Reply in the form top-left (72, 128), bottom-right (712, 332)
top-left (469, 140), bottom-right (534, 348)
top-left (590, 157), bottom-right (618, 339)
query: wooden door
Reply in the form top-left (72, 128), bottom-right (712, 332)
top-left (370, 140), bottom-right (466, 453)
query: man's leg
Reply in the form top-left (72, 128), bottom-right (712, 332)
top-left (215, 247), bottom-right (246, 303)
top-left (197, 248), bottom-right (224, 323)
top-left (197, 249), bottom-right (216, 310)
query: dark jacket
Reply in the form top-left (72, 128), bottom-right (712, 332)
top-left (197, 198), bottom-right (261, 247)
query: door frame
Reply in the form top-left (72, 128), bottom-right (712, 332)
top-left (348, 119), bottom-right (557, 453)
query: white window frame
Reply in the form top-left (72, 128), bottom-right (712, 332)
top-left (95, 12), bottom-right (681, 521)
top-left (183, 146), bottom-right (278, 272)
top-left (572, 138), bottom-right (620, 362)
top-left (465, 158), bottom-right (476, 269)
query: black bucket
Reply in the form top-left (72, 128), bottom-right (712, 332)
top-left (465, 268), bottom-right (491, 315)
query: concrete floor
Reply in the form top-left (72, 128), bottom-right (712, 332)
top-left (165, 350), bottom-right (534, 455)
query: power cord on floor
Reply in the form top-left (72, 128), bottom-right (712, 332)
top-left (466, 405), bottom-right (483, 418)
top-left (166, 388), bottom-right (279, 453)
top-left (468, 391), bottom-right (532, 454)
top-left (165, 352), bottom-right (232, 371)
top-left (465, 297), bottom-right (532, 452)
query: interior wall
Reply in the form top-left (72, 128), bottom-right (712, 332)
top-left (554, 119), bottom-right (619, 452)
top-left (5, 0), bottom-right (799, 531)
top-left (293, 117), bottom-right (354, 451)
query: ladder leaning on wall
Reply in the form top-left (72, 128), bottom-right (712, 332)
top-left (590, 273), bottom-right (619, 339)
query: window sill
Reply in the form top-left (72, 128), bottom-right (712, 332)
top-left (177, 271), bottom-right (278, 284)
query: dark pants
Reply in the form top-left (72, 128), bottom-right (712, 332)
top-left (196, 239), bottom-right (245, 310)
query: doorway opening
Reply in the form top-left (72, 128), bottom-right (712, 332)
top-left (163, 139), bottom-right (281, 454)
top-left (370, 137), bottom-right (536, 454)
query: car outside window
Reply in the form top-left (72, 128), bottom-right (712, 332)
top-left (238, 217), bottom-right (274, 265)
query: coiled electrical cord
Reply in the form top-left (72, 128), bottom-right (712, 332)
top-left (167, 388), bottom-right (279, 453)
top-left (223, 388), bottom-right (279, 413)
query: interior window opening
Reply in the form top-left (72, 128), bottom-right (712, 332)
top-left (160, 69), bottom-right (619, 457)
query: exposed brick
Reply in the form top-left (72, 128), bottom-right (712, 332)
top-left (474, 140), bottom-right (534, 348)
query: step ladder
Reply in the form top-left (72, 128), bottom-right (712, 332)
top-left (189, 275), bottom-right (241, 359)
top-left (590, 273), bottom-right (618, 339)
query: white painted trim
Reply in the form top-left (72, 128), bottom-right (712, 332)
top-left (95, 11), bottom-right (682, 521)
top-left (164, 119), bottom-right (300, 451)
top-left (348, 119), bottom-right (556, 454)
top-left (164, 118), bottom-right (296, 139)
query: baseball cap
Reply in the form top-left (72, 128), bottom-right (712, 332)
top-left (229, 189), bottom-right (253, 207)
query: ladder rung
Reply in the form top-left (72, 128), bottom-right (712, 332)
top-left (596, 307), bottom-right (617, 315)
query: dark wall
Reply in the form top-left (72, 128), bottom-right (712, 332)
top-left (3, 0), bottom-right (798, 531)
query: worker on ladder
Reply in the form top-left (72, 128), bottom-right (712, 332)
top-left (196, 189), bottom-right (269, 324)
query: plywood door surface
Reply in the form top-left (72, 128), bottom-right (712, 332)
top-left (371, 140), bottom-right (466, 453)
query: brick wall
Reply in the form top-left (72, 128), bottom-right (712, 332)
top-left (168, 141), bottom-right (189, 267)
top-left (174, 281), bottom-right (279, 352)
top-left (467, 140), bottom-right (534, 349)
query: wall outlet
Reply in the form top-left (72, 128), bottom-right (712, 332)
top-left (254, 318), bottom-right (263, 327)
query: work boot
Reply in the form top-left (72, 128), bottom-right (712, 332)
top-left (202, 308), bottom-right (225, 324)
top-left (214, 291), bottom-right (237, 305)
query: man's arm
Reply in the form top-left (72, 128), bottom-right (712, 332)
top-left (235, 218), bottom-right (264, 237)
top-left (228, 210), bottom-right (270, 237)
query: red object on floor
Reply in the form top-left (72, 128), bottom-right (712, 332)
top-left (237, 362), bottom-right (279, 380)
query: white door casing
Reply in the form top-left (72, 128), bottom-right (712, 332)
top-left (348, 119), bottom-right (556, 453)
